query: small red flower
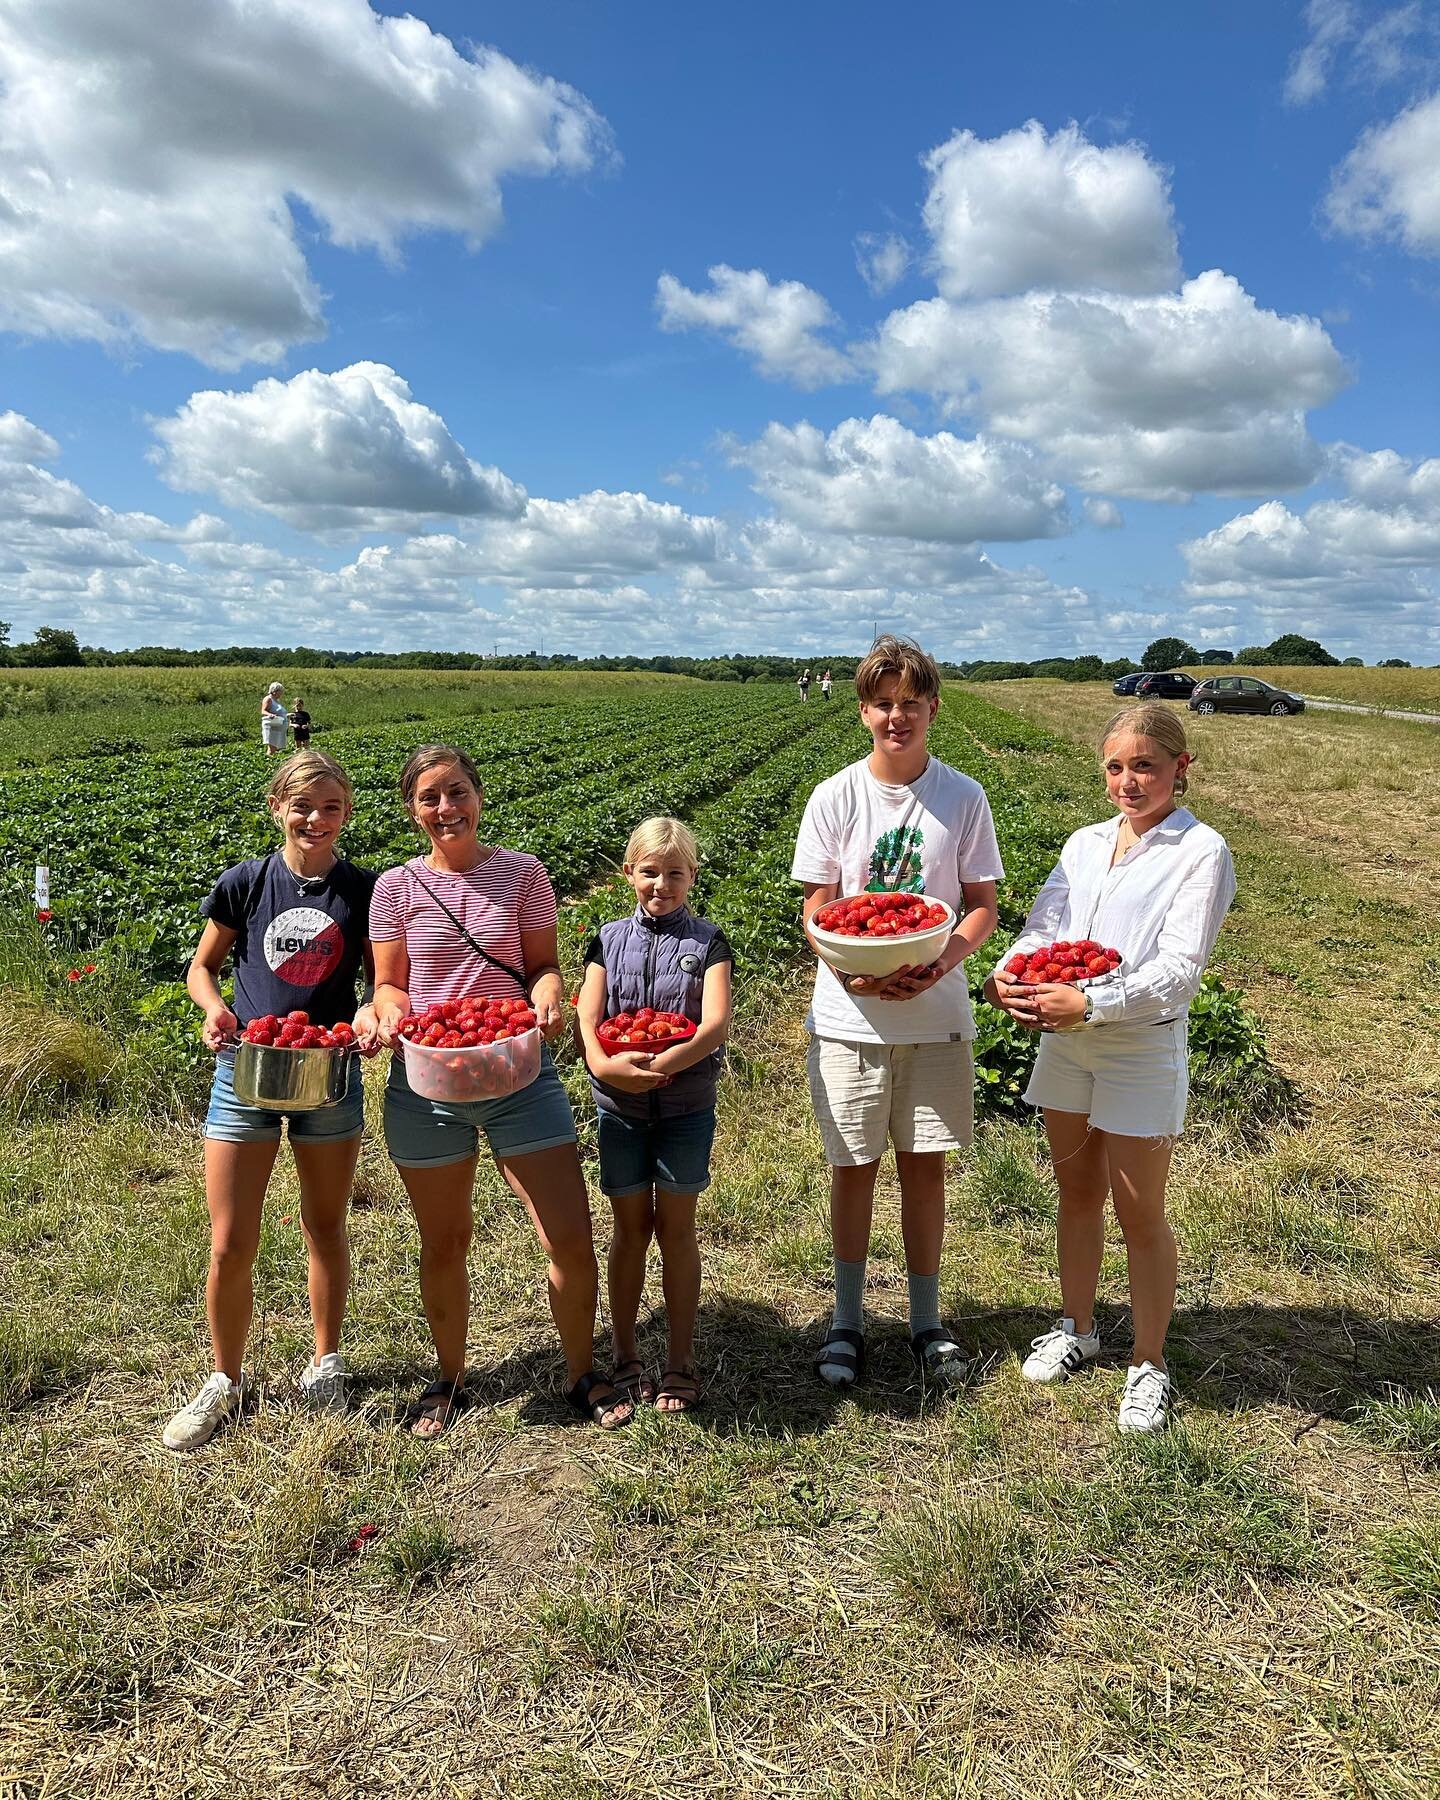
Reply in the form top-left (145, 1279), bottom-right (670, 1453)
top-left (66, 968), bottom-right (82, 981)
top-left (36, 909), bottom-right (52, 925)
top-left (83, 963), bottom-right (97, 975)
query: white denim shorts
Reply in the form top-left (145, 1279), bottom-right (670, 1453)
top-left (1024, 1017), bottom-right (1189, 1139)
top-left (807, 1035), bottom-right (975, 1165)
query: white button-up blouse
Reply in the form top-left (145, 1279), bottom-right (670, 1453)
top-left (1009, 808), bottom-right (1237, 1027)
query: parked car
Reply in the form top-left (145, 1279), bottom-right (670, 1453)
top-left (1188, 676), bottom-right (1305, 717)
top-left (1111, 671), bottom-right (1145, 695)
top-left (1135, 670), bottom-right (1197, 700)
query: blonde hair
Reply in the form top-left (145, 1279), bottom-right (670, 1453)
top-left (854, 634), bottom-right (942, 704)
top-left (624, 815), bottom-right (699, 871)
top-left (1100, 703), bottom-right (1192, 796)
top-left (266, 749), bottom-right (353, 809)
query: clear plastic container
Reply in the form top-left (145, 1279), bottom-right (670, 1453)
top-left (400, 1028), bottom-right (542, 1103)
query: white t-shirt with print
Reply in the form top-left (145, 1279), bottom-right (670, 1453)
top-left (791, 756), bottom-right (1004, 1044)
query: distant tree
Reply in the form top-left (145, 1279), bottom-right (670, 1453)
top-left (1342, 656), bottom-right (1364, 667)
top-left (1141, 636), bottom-right (1199, 672)
top-left (1063, 654), bottom-right (1105, 682)
top-left (18, 625), bottom-right (83, 666)
top-left (1379, 658), bottom-right (1412, 669)
top-left (1235, 645), bottom-right (1274, 666)
top-left (1263, 633), bottom-right (1338, 666)
top-left (1101, 657), bottom-right (1141, 680)
top-left (1199, 648), bottom-right (1234, 665)
top-left (0, 617), bottom-right (10, 647)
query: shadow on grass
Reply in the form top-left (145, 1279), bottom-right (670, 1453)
top-left (312, 1295), bottom-right (1439, 1440)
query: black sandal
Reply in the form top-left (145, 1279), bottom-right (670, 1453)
top-left (612, 1358), bottom-right (656, 1404)
top-left (911, 1326), bottom-right (970, 1388)
top-left (815, 1327), bottom-right (865, 1388)
top-left (655, 1367), bottom-right (702, 1413)
top-left (408, 1376), bottom-right (467, 1438)
top-left (565, 1371), bottom-right (634, 1429)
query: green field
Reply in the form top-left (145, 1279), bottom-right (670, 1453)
top-left (2, 674), bottom-right (1437, 1798)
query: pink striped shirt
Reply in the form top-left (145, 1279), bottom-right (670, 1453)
top-left (369, 852), bottom-right (557, 1012)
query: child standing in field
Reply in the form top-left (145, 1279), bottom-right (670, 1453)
top-left (984, 703), bottom-right (1236, 1433)
top-left (576, 818), bottom-right (733, 1412)
top-left (165, 750), bottom-right (376, 1450)
top-left (793, 637), bottom-right (1002, 1390)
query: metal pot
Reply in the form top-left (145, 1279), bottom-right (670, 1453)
top-left (231, 1041), bottom-right (355, 1112)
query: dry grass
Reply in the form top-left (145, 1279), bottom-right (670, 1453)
top-left (3, 691), bottom-right (1440, 1795)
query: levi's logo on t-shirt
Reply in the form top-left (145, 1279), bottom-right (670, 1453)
top-left (263, 907), bottom-right (345, 987)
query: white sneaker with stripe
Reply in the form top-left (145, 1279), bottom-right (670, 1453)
top-left (1021, 1318), bottom-right (1101, 1385)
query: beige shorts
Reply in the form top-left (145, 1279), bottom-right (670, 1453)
top-left (807, 1035), bottom-right (975, 1166)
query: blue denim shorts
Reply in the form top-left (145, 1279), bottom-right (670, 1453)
top-left (204, 1048), bottom-right (365, 1145)
top-left (383, 1047), bottom-right (577, 1168)
top-left (597, 1107), bottom-right (717, 1197)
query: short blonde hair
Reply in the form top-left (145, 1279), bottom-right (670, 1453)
top-left (854, 635), bottom-right (942, 704)
top-left (1100, 703), bottom-right (1192, 796)
top-left (624, 816), bottom-right (699, 871)
top-left (266, 749), bottom-right (353, 809)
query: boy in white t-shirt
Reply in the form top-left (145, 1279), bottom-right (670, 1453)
top-left (791, 637), bottom-right (1002, 1389)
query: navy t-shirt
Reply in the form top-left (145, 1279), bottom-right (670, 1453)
top-left (201, 854), bottom-right (375, 1027)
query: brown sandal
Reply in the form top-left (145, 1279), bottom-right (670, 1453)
top-left (612, 1358), bottom-right (656, 1404)
top-left (655, 1366), bottom-right (702, 1413)
top-left (408, 1377), bottom-right (467, 1439)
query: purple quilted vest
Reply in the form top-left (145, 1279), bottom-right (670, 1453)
top-left (591, 905), bottom-right (725, 1120)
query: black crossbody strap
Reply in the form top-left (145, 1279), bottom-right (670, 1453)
top-left (409, 863), bottom-right (529, 992)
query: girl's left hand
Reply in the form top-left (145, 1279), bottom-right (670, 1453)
top-left (533, 994), bottom-right (565, 1042)
top-left (1004, 979), bottom-right (1088, 1032)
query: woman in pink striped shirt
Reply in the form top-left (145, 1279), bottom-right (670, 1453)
top-left (356, 745), bottom-right (632, 1436)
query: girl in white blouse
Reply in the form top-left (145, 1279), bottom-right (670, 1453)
top-left (983, 703), bottom-right (1236, 1434)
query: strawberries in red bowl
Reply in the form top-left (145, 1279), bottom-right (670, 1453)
top-left (1003, 941), bottom-right (1123, 985)
top-left (598, 1008), bottom-right (696, 1053)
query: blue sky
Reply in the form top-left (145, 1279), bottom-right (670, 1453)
top-left (1, 0), bottom-right (1438, 661)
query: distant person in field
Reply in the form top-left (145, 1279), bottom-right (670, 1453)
top-left (820, 669), bottom-right (833, 700)
top-left (793, 636), bottom-right (1002, 1392)
top-left (984, 703), bottom-right (1235, 1434)
top-left (260, 681), bottom-right (288, 756)
top-left (357, 744), bottom-right (633, 1436)
top-left (290, 697), bottom-right (312, 750)
top-left (575, 816), bottom-right (733, 1414)
top-left (798, 669), bottom-right (812, 701)
top-left (165, 751), bottom-right (376, 1451)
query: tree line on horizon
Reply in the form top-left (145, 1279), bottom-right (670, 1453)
top-left (0, 621), bottom-right (1417, 677)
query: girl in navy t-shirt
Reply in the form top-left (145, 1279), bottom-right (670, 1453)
top-left (163, 751), bottom-right (375, 1451)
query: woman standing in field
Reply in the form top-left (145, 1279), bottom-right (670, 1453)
top-left (984, 703), bottom-right (1236, 1434)
top-left (166, 751), bottom-right (375, 1450)
top-left (356, 745), bottom-right (632, 1436)
top-left (260, 682), bottom-right (288, 756)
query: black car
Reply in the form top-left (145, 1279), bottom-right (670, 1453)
top-left (1135, 670), bottom-right (1197, 700)
top-left (1111, 671), bottom-right (1145, 695)
top-left (1189, 676), bottom-right (1305, 717)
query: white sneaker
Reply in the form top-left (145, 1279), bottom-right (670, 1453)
top-left (299, 1352), bottom-right (349, 1412)
top-left (163, 1371), bottom-right (244, 1450)
top-left (1117, 1362), bottom-right (1175, 1434)
top-left (1021, 1318), bottom-right (1101, 1385)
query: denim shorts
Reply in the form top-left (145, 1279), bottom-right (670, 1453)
top-left (597, 1107), bottom-right (717, 1197)
top-left (204, 1048), bottom-right (365, 1145)
top-left (383, 1047), bottom-right (577, 1169)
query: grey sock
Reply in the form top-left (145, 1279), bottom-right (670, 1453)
top-left (831, 1257), bottom-right (866, 1336)
top-left (907, 1269), bottom-right (941, 1337)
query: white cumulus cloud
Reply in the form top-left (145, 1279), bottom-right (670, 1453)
top-left (0, 0), bottom-right (612, 366)
top-left (152, 363), bottom-right (526, 533)
top-left (736, 415), bottom-right (1069, 542)
top-left (1326, 90), bottom-right (1440, 256)
top-left (870, 271), bottom-right (1347, 498)
top-left (655, 264), bottom-right (854, 387)
top-left (854, 232), bottom-right (911, 295)
top-left (921, 120), bottom-right (1180, 300)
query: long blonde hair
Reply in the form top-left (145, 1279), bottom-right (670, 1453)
top-left (1100, 703), bottom-right (1192, 796)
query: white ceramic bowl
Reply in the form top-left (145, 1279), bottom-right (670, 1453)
top-left (809, 897), bottom-right (957, 978)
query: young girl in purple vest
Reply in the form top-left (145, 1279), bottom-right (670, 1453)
top-left (576, 818), bottom-right (733, 1413)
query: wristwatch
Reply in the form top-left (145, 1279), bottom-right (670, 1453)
top-left (1081, 990), bottom-right (1096, 1027)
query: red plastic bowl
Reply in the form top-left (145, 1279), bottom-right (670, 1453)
top-left (597, 1018), bottom-right (697, 1055)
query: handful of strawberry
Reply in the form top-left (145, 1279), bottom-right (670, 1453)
top-left (1003, 941), bottom-right (1123, 985)
top-left (242, 1010), bottom-right (355, 1050)
top-left (397, 995), bottom-right (539, 1047)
